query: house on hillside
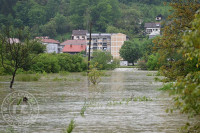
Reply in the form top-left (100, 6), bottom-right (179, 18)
top-left (72, 30), bottom-right (88, 40)
top-left (62, 44), bottom-right (86, 54)
top-left (156, 14), bottom-right (163, 21)
top-left (144, 22), bottom-right (161, 35)
top-left (37, 36), bottom-right (61, 53)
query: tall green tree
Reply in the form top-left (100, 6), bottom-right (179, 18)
top-left (153, 0), bottom-right (200, 80)
top-left (119, 41), bottom-right (141, 64)
top-left (0, 27), bottom-right (44, 88)
top-left (91, 0), bottom-right (120, 32)
top-left (172, 10), bottom-right (200, 132)
top-left (91, 51), bottom-right (112, 70)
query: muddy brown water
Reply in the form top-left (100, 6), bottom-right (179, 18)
top-left (0, 68), bottom-right (190, 133)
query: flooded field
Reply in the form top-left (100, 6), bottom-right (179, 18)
top-left (0, 68), bottom-right (190, 133)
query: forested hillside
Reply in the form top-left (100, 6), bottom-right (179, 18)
top-left (0, 0), bottom-right (171, 41)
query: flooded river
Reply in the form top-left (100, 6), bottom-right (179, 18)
top-left (0, 68), bottom-right (190, 132)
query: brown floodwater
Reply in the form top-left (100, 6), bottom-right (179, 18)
top-left (0, 68), bottom-right (190, 133)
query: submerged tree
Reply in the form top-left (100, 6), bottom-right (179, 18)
top-left (0, 27), bottom-right (45, 88)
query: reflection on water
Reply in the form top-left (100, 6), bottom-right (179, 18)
top-left (0, 69), bottom-right (189, 133)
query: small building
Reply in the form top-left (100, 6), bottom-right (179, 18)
top-left (120, 61), bottom-right (128, 66)
top-left (144, 23), bottom-right (161, 35)
top-left (156, 14), bottom-right (163, 21)
top-left (62, 44), bottom-right (86, 54)
top-left (72, 30), bottom-right (88, 40)
top-left (38, 37), bottom-right (61, 53)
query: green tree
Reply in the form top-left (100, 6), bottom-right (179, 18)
top-left (0, 27), bottom-right (43, 88)
top-left (41, 21), bottom-right (57, 38)
top-left (153, 0), bottom-right (200, 80)
top-left (119, 41), bottom-right (141, 64)
top-left (91, 51), bottom-right (112, 70)
top-left (172, 12), bottom-right (200, 131)
top-left (91, 0), bottom-right (120, 32)
top-left (28, 6), bottom-right (46, 26)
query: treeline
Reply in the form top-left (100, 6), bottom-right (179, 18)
top-left (0, 0), bottom-right (170, 41)
top-left (0, 53), bottom-right (88, 75)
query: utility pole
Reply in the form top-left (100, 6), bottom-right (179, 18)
top-left (88, 22), bottom-right (92, 72)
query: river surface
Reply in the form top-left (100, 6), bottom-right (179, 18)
top-left (0, 68), bottom-right (190, 133)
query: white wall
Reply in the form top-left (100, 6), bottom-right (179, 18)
top-left (44, 43), bottom-right (58, 53)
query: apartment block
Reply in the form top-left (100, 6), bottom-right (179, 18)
top-left (86, 33), bottom-right (111, 54)
top-left (111, 33), bottom-right (127, 59)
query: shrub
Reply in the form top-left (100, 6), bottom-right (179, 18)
top-left (31, 53), bottom-right (87, 73)
top-left (31, 53), bottom-right (60, 73)
top-left (158, 83), bottom-right (173, 91)
top-left (146, 53), bottom-right (160, 70)
top-left (88, 63), bottom-right (103, 85)
top-left (91, 51), bottom-right (112, 70)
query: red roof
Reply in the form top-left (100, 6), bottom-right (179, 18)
top-left (61, 40), bottom-right (86, 45)
top-left (63, 45), bottom-right (86, 53)
top-left (41, 38), bottom-right (60, 44)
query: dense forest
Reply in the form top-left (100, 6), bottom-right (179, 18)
top-left (0, 0), bottom-right (170, 41)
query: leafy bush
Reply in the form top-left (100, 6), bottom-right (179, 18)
top-left (158, 83), bottom-right (173, 91)
top-left (88, 63), bottom-right (103, 85)
top-left (31, 53), bottom-right (87, 73)
top-left (91, 51), bottom-right (112, 70)
top-left (31, 53), bottom-right (60, 73)
top-left (146, 53), bottom-right (160, 70)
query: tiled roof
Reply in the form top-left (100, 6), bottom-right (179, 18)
top-left (61, 40), bottom-right (86, 45)
top-left (144, 23), bottom-right (161, 28)
top-left (72, 30), bottom-right (88, 35)
top-left (41, 38), bottom-right (60, 44)
top-left (62, 44), bottom-right (86, 53)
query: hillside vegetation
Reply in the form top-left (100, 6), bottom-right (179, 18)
top-left (0, 0), bottom-right (170, 41)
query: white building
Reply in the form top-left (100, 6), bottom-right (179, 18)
top-left (37, 37), bottom-right (61, 53)
top-left (144, 23), bottom-right (161, 35)
top-left (72, 30), bottom-right (88, 40)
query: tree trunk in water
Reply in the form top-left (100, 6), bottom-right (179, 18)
top-left (10, 69), bottom-right (17, 89)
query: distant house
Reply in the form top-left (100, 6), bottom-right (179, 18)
top-left (156, 14), bottom-right (162, 21)
top-left (62, 44), bottom-right (86, 54)
top-left (37, 37), bottom-right (61, 53)
top-left (144, 23), bottom-right (161, 35)
top-left (72, 30), bottom-right (88, 40)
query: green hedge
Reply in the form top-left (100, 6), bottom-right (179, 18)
top-left (31, 53), bottom-right (87, 73)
